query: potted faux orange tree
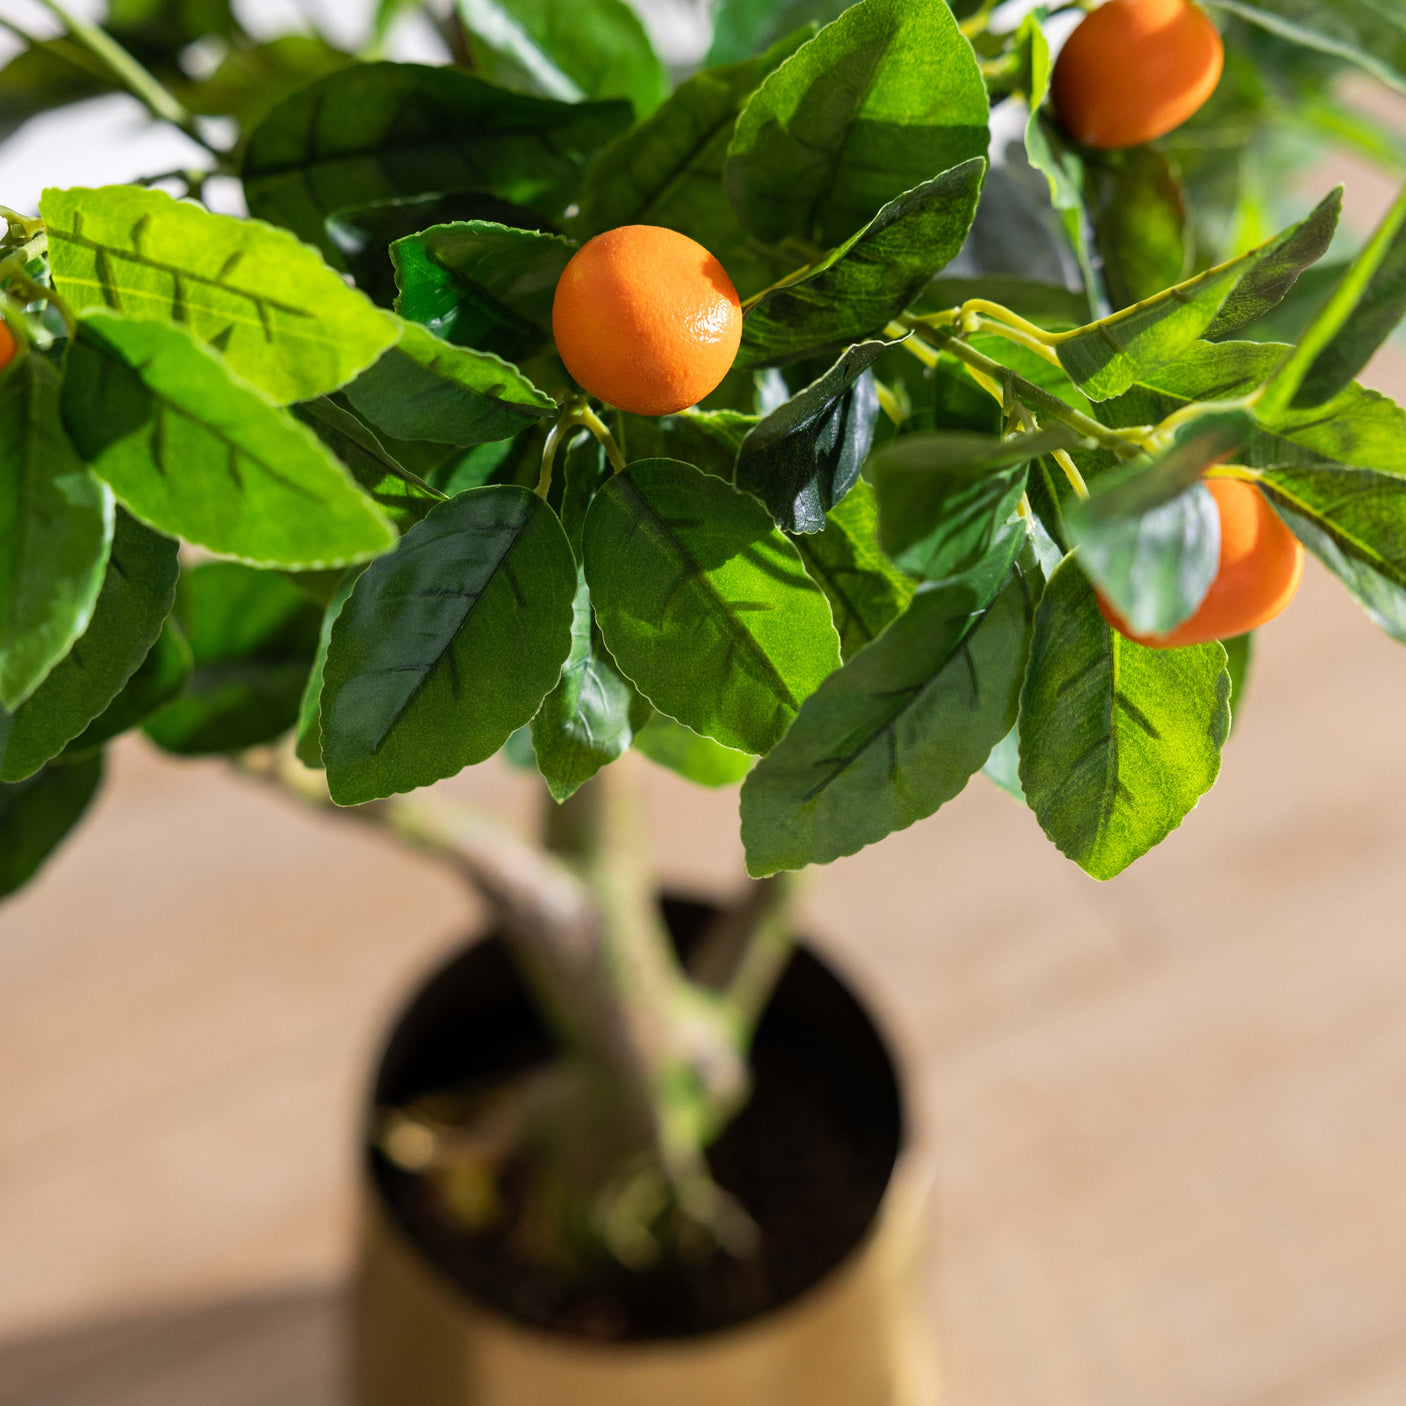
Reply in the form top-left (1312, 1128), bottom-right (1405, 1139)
top-left (3, 0), bottom-right (1404, 1400)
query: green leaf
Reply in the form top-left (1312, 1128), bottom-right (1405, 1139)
top-left (182, 34), bottom-right (354, 128)
top-left (737, 159), bottom-right (986, 367)
top-left (143, 563), bottom-right (322, 755)
top-left (0, 355), bottom-right (115, 711)
top-left (724, 0), bottom-right (989, 248)
top-left (531, 571), bottom-right (651, 801)
top-left (571, 28), bottom-right (812, 297)
top-left (320, 485), bottom-right (577, 805)
top-left (0, 512), bottom-right (178, 782)
top-left (869, 426), bottom-right (1082, 580)
top-left (1250, 462), bottom-right (1406, 641)
top-left (1066, 414), bottom-right (1250, 637)
top-left (707, 0), bottom-right (847, 65)
top-left (1206, 0), bottom-right (1406, 92)
top-left (740, 534), bottom-right (1034, 875)
top-left (455, 0), bottom-right (668, 116)
top-left (294, 568), bottom-right (361, 769)
top-left (0, 39), bottom-right (117, 141)
top-left (41, 185), bottom-right (398, 407)
top-left (736, 339), bottom-right (891, 533)
top-left (912, 276), bottom-right (1091, 330)
top-left (634, 712), bottom-right (753, 786)
top-left (392, 220), bottom-right (574, 362)
top-left (1260, 183), bottom-right (1406, 414)
top-left (62, 313), bottom-right (397, 571)
top-left (983, 724), bottom-right (1024, 802)
top-left (343, 320), bottom-right (556, 448)
top-left (618, 409), bottom-right (758, 482)
top-left (1018, 556), bottom-right (1230, 880)
top-left (1224, 629), bottom-right (1253, 733)
top-left (241, 63), bottom-right (631, 264)
top-left (1083, 146), bottom-right (1189, 311)
top-left (788, 480), bottom-right (913, 660)
top-left (1054, 189), bottom-right (1341, 400)
top-left (0, 755), bottom-right (103, 902)
top-left (65, 618), bottom-right (191, 758)
top-left (583, 459), bottom-right (840, 755)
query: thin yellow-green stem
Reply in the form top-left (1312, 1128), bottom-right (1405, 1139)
top-left (578, 403), bottom-right (627, 473)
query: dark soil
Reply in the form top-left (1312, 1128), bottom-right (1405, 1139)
top-left (370, 897), bottom-right (904, 1342)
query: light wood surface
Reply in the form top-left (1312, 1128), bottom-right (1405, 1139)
top-left (5, 150), bottom-right (1406, 1406)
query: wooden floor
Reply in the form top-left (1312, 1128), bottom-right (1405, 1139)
top-left (6, 153), bottom-right (1406, 1406)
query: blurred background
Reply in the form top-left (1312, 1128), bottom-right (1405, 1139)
top-left (3, 2), bottom-right (1406, 1403)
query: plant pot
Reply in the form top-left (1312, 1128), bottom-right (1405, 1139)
top-left (351, 896), bottom-right (937, 1406)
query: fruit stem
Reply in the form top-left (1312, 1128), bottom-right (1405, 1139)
top-left (536, 406), bottom-right (576, 498)
top-left (1014, 402), bottom-right (1090, 500)
top-left (578, 403), bottom-right (627, 474)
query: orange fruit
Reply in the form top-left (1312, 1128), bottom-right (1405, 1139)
top-left (0, 319), bottom-right (15, 371)
top-left (1099, 479), bottom-right (1304, 648)
top-left (551, 226), bottom-right (742, 417)
top-left (1051, 0), bottom-right (1224, 149)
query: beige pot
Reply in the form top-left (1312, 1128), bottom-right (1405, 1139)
top-left (351, 899), bottom-right (937, 1406)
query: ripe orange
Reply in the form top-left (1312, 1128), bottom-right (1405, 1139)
top-left (1099, 479), bottom-right (1304, 648)
top-left (1051, 0), bottom-right (1224, 149)
top-left (551, 226), bottom-right (742, 417)
top-left (0, 319), bottom-right (16, 371)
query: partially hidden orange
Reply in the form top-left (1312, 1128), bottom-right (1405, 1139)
top-left (1051, 0), bottom-right (1224, 149)
top-left (551, 225), bottom-right (742, 417)
top-left (1099, 478), bottom-right (1304, 648)
top-left (0, 319), bottom-right (15, 371)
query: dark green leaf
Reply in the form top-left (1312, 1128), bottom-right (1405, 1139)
top-left (583, 459), bottom-right (840, 755)
top-left (724, 0), bottom-right (989, 248)
top-left (619, 408), bottom-right (757, 481)
top-left (182, 35), bottom-right (353, 127)
top-left (634, 712), bottom-right (753, 786)
top-left (1084, 146), bottom-right (1189, 311)
top-left (65, 619), bottom-right (191, 757)
top-left (241, 63), bottom-right (631, 265)
top-left (455, 0), bottom-right (668, 115)
top-left (1018, 557), bottom-right (1230, 880)
top-left (144, 563), bottom-right (322, 755)
top-left (788, 480), bottom-right (913, 659)
top-left (0, 755), bottom-right (103, 901)
top-left (295, 568), bottom-right (361, 769)
top-left (392, 220), bottom-right (574, 362)
top-left (0, 512), bottom-right (178, 782)
top-left (740, 534), bottom-right (1034, 875)
top-left (706, 0), bottom-right (846, 65)
top-left (41, 185), bottom-right (398, 406)
top-left (63, 313), bottom-right (397, 570)
top-left (912, 276), bottom-right (1091, 330)
top-left (738, 159), bottom-right (986, 366)
top-left (0, 355), bottom-right (114, 711)
top-left (531, 571), bottom-right (650, 801)
top-left (736, 339), bottom-right (891, 533)
top-left (320, 486), bottom-right (577, 805)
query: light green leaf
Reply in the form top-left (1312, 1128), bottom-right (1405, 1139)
top-left (789, 480), bottom-right (913, 660)
top-left (583, 459), bottom-right (841, 755)
top-left (343, 320), bottom-right (556, 447)
top-left (634, 712), bottom-right (753, 786)
top-left (741, 535), bottom-right (1034, 875)
top-left (0, 512), bottom-right (178, 782)
top-left (41, 185), bottom-right (397, 406)
top-left (1018, 557), bottom-right (1230, 880)
top-left (241, 62), bottom-right (631, 264)
top-left (0, 355), bottom-right (114, 711)
top-left (724, 0), bottom-right (989, 248)
top-left (64, 618), bottom-right (191, 758)
top-left (320, 486), bottom-right (577, 805)
top-left (62, 313), bottom-right (397, 571)
top-left (0, 755), bottom-right (103, 902)
top-left (983, 724), bottom-right (1024, 802)
top-left (738, 160), bottom-right (986, 367)
top-left (182, 35), bottom-right (354, 128)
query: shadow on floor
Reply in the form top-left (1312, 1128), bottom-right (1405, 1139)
top-left (0, 1286), bottom-right (345, 1406)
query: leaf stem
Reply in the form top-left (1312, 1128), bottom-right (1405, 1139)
top-left (1013, 402), bottom-right (1090, 499)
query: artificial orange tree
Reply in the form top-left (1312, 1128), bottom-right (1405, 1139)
top-left (3, 0), bottom-right (1406, 1294)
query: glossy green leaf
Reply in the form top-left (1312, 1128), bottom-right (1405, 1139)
top-left (41, 185), bottom-right (397, 406)
top-left (788, 480), bottom-right (913, 660)
top-left (320, 486), bottom-right (576, 805)
top-left (343, 320), bottom-right (556, 448)
top-left (724, 0), bottom-right (989, 248)
top-left (1054, 190), bottom-right (1341, 400)
top-left (741, 535), bottom-right (1034, 875)
top-left (143, 563), bottom-right (322, 755)
top-left (634, 712), bottom-right (753, 786)
top-left (1018, 557), bottom-right (1230, 880)
top-left (531, 571), bottom-right (651, 801)
top-left (455, 0), bottom-right (667, 115)
top-left (0, 355), bottom-right (114, 711)
top-left (62, 313), bottom-right (397, 571)
top-left (0, 755), bottom-right (103, 902)
top-left (241, 63), bottom-right (631, 264)
top-left (0, 512), bottom-right (178, 782)
top-left (295, 568), bottom-right (361, 769)
top-left (583, 459), bottom-right (840, 755)
top-left (392, 220), bottom-right (574, 362)
top-left (870, 426), bottom-right (1082, 580)
top-left (736, 340), bottom-right (891, 533)
top-left (738, 159), bottom-right (986, 367)
top-left (1066, 414), bottom-right (1250, 636)
top-left (1084, 146), bottom-right (1189, 311)
top-left (65, 619), bottom-right (191, 758)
